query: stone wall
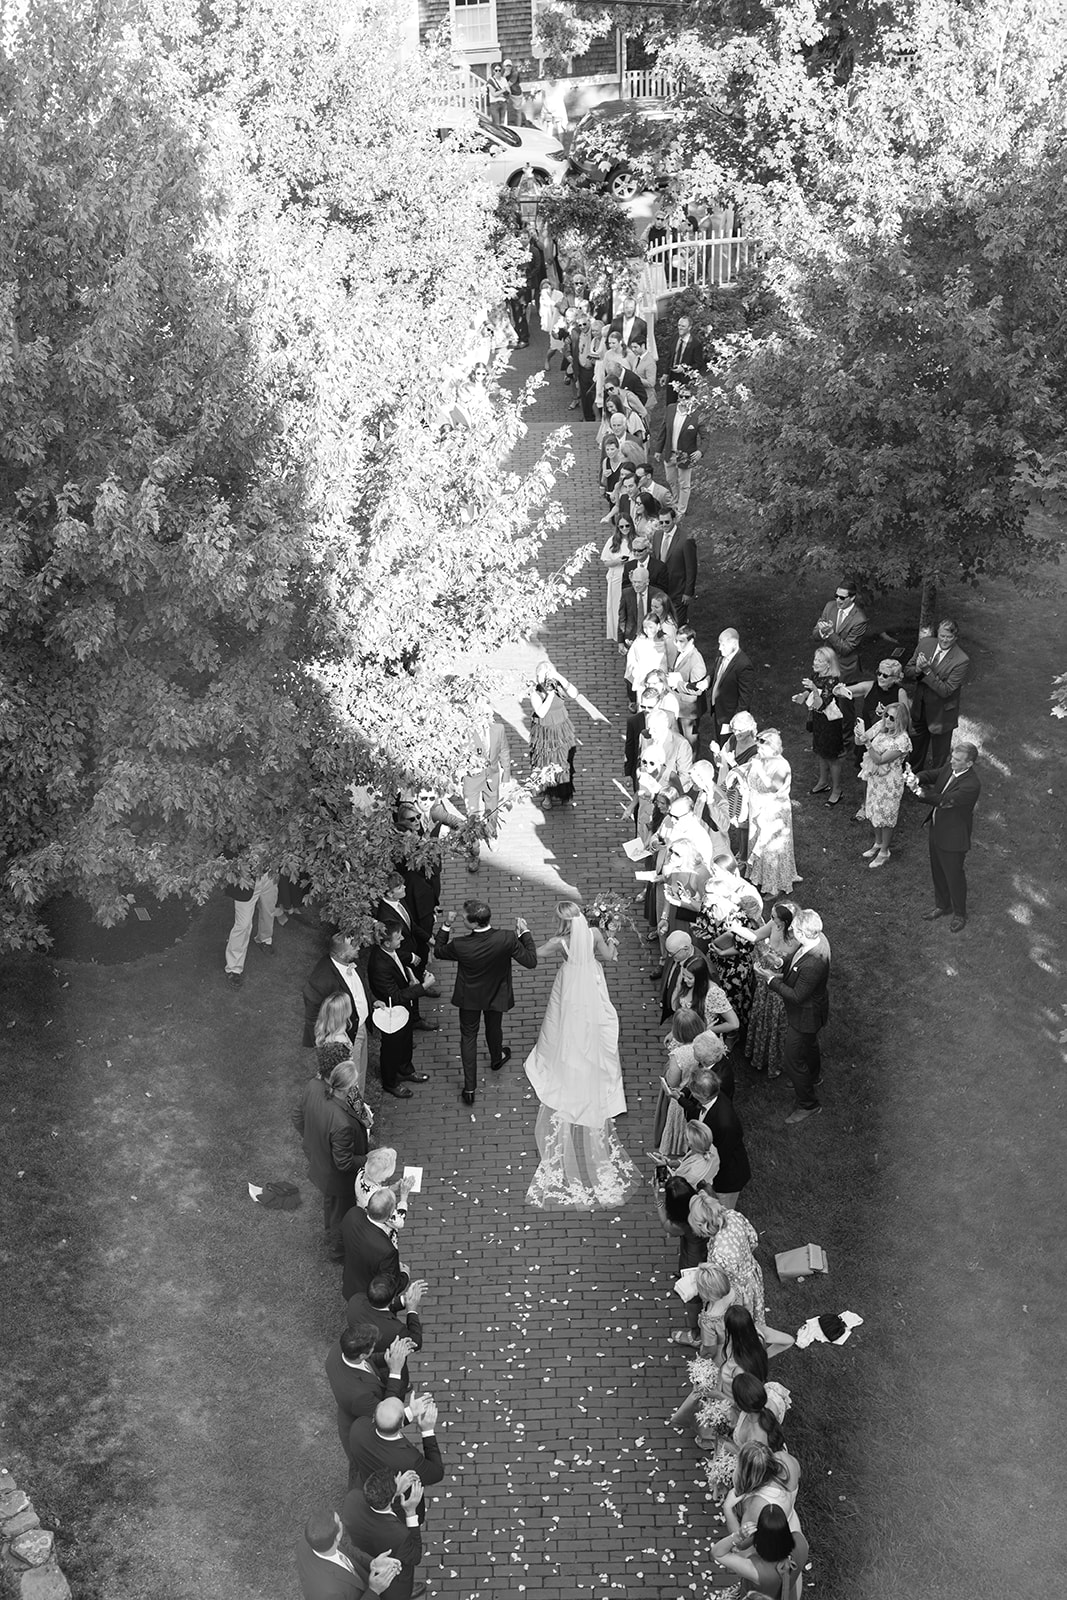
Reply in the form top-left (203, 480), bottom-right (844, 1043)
top-left (0, 1469), bottom-right (70, 1600)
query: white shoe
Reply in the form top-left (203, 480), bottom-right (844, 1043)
top-left (862, 845), bottom-right (879, 859)
top-left (869, 850), bottom-right (890, 869)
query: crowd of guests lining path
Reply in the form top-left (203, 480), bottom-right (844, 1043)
top-left (216, 285), bottom-right (984, 1600)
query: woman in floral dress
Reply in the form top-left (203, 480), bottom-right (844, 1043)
top-left (745, 729), bottom-right (798, 896)
top-left (856, 700), bottom-right (913, 869)
top-left (743, 901), bottom-right (801, 1078)
top-left (697, 871), bottom-right (763, 1037)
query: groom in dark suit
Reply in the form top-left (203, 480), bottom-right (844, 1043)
top-left (433, 900), bottom-right (537, 1104)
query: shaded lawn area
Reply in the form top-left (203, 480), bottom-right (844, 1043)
top-left (1, 486), bottom-right (1066, 1597)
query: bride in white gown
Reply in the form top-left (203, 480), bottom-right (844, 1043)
top-left (525, 902), bottom-right (641, 1209)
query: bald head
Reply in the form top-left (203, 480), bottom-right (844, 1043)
top-left (375, 1397), bottom-right (405, 1434)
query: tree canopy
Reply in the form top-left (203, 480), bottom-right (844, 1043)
top-left (0, 0), bottom-right (583, 948)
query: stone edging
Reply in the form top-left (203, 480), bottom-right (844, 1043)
top-left (0, 1468), bottom-right (70, 1600)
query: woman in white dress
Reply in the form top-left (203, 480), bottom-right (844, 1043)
top-left (601, 512), bottom-right (634, 641)
top-left (525, 903), bottom-right (641, 1209)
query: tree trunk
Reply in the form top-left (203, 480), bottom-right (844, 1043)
top-left (617, 26), bottom-right (626, 100)
top-left (919, 568), bottom-right (939, 634)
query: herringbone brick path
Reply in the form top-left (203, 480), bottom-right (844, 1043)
top-left (381, 331), bottom-right (722, 1600)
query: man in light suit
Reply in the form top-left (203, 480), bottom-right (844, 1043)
top-left (905, 619), bottom-right (971, 769)
top-left (296, 1510), bottom-right (399, 1600)
top-left (813, 578), bottom-right (867, 683)
top-left (654, 402), bottom-right (703, 517)
top-left (433, 900), bottom-right (537, 1104)
top-left (915, 740), bottom-right (981, 931)
top-left (709, 628), bottom-right (755, 737)
top-left (767, 908), bottom-right (831, 1124)
top-left (650, 507), bottom-right (697, 622)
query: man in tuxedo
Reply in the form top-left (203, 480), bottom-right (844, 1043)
top-left (367, 925), bottom-right (434, 1097)
top-left (609, 294), bottom-right (647, 348)
top-left (341, 1472), bottom-right (425, 1600)
top-left (813, 578), bottom-right (867, 683)
top-left (905, 619), bottom-right (971, 769)
top-left (342, 1191), bottom-right (406, 1301)
top-left (375, 872), bottom-right (437, 1032)
top-left (302, 933), bottom-right (371, 1048)
top-left (659, 313), bottom-right (706, 404)
top-left (915, 740), bottom-right (981, 931)
top-left (433, 901), bottom-right (537, 1104)
top-left (461, 716), bottom-right (512, 872)
top-left (325, 1323), bottom-right (410, 1464)
top-left (681, 1066), bottom-right (751, 1209)
top-left (348, 1396), bottom-right (445, 1504)
top-left (767, 908), bottom-right (830, 1124)
top-left (709, 629), bottom-right (755, 737)
top-left (296, 1513), bottom-right (399, 1600)
top-left (293, 1068), bottom-right (368, 1260)
top-left (654, 401), bottom-right (703, 517)
top-left (650, 507), bottom-right (697, 622)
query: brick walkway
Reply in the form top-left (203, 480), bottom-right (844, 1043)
top-left (382, 331), bottom-right (721, 1600)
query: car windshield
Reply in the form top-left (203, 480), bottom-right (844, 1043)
top-left (476, 115), bottom-right (521, 147)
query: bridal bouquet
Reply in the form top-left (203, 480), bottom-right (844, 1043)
top-left (586, 889), bottom-right (637, 938)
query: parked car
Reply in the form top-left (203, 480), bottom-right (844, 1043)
top-left (564, 97), bottom-right (681, 201)
top-left (436, 112), bottom-right (570, 188)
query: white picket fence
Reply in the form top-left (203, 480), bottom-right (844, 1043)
top-left (644, 232), bottom-right (762, 294)
top-left (622, 68), bottom-right (678, 100)
top-left (439, 65), bottom-right (489, 117)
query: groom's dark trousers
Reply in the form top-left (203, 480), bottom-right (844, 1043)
top-left (433, 925), bottom-right (537, 1095)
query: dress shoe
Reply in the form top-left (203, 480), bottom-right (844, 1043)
top-left (922, 907), bottom-right (950, 921)
top-left (413, 1019), bottom-right (440, 1031)
top-left (461, 1089), bottom-right (476, 1106)
top-left (490, 1047), bottom-right (512, 1071)
top-left (384, 1084), bottom-right (413, 1098)
top-left (785, 1105), bottom-right (822, 1125)
top-left (400, 1071), bottom-right (430, 1083)
top-left (949, 915), bottom-right (967, 932)
top-left (226, 972), bottom-right (243, 989)
top-left (254, 938), bottom-right (275, 954)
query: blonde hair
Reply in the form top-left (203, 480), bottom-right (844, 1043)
top-left (883, 700), bottom-right (912, 737)
top-left (363, 1147), bottom-right (398, 1183)
top-left (315, 991), bottom-right (353, 1046)
top-left (684, 1120), bottom-right (716, 1156)
top-left (695, 1264), bottom-right (731, 1301)
top-left (813, 646), bottom-right (841, 677)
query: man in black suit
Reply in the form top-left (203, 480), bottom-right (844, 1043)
top-left (624, 688), bottom-right (663, 789)
top-left (609, 294), bottom-right (647, 347)
top-left (915, 740), bottom-right (981, 931)
top-left (621, 532), bottom-right (668, 595)
top-left (650, 507), bottom-right (697, 622)
top-left (618, 572), bottom-right (673, 648)
top-left (660, 929), bottom-right (699, 1019)
top-left (367, 925), bottom-right (433, 1097)
top-left (342, 1192), bottom-right (405, 1301)
top-left (659, 313), bottom-right (706, 405)
top-left (708, 629), bottom-right (755, 737)
top-left (293, 1067), bottom-right (368, 1261)
top-left (375, 871), bottom-right (437, 1033)
top-left (681, 1066), bottom-right (751, 1208)
top-left (341, 1471), bottom-right (425, 1600)
top-left (767, 908), bottom-right (830, 1124)
top-left (302, 932), bottom-right (371, 1047)
top-left (325, 1323), bottom-right (410, 1467)
top-left (347, 1273), bottom-right (425, 1362)
top-left (433, 900), bottom-right (537, 1105)
top-left (348, 1397), bottom-right (445, 1504)
top-left (813, 578), bottom-right (868, 684)
top-left (297, 1512), bottom-right (399, 1600)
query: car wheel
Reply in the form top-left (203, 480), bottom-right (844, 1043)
top-left (507, 169), bottom-right (552, 188)
top-left (608, 168), bottom-right (640, 202)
